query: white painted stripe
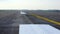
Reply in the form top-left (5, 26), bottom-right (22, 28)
top-left (20, 11), bottom-right (26, 14)
top-left (19, 24), bottom-right (60, 34)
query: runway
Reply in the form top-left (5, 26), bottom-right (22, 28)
top-left (0, 10), bottom-right (60, 34)
top-left (25, 11), bottom-right (60, 30)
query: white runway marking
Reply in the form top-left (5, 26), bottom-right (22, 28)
top-left (20, 11), bottom-right (26, 14)
top-left (19, 24), bottom-right (60, 34)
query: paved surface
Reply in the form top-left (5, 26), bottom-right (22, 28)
top-left (0, 10), bottom-right (33, 34)
top-left (25, 11), bottom-right (60, 30)
top-left (0, 10), bottom-right (60, 34)
top-left (0, 10), bottom-right (22, 34)
top-left (20, 24), bottom-right (60, 34)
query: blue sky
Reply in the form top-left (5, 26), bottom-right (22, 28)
top-left (0, 0), bottom-right (60, 10)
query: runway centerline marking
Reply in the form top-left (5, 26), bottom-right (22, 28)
top-left (31, 14), bottom-right (60, 26)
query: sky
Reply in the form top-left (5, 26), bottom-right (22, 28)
top-left (20, 24), bottom-right (60, 34)
top-left (0, 0), bottom-right (60, 10)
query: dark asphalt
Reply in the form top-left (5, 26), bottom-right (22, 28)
top-left (25, 14), bottom-right (60, 30)
top-left (0, 11), bottom-right (32, 34)
top-left (0, 11), bottom-right (20, 34)
top-left (31, 11), bottom-right (60, 22)
top-left (0, 13), bottom-right (19, 34)
top-left (25, 11), bottom-right (60, 30)
top-left (0, 10), bottom-right (60, 34)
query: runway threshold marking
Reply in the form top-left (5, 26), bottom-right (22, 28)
top-left (31, 14), bottom-right (60, 26)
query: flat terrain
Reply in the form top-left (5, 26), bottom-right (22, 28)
top-left (0, 10), bottom-right (60, 34)
top-left (25, 10), bottom-right (60, 30)
top-left (0, 10), bottom-right (33, 34)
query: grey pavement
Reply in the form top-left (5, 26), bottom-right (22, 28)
top-left (0, 11), bottom-right (32, 34)
top-left (0, 10), bottom-right (60, 34)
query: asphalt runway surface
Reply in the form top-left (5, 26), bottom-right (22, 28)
top-left (0, 10), bottom-right (32, 34)
top-left (0, 11), bottom-right (20, 34)
top-left (25, 11), bottom-right (60, 30)
top-left (0, 10), bottom-right (60, 34)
